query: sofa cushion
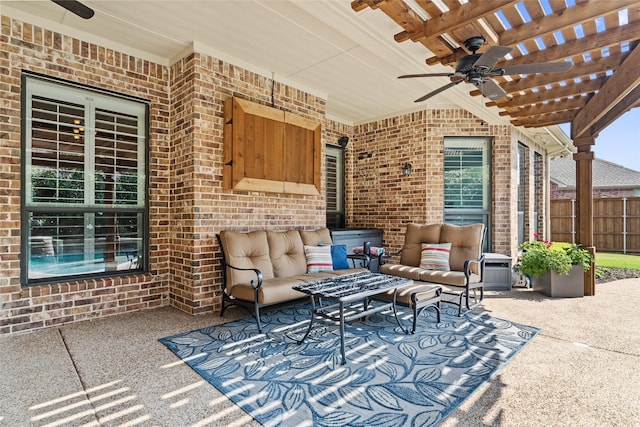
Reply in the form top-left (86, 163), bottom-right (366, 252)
top-left (420, 242), bottom-right (451, 271)
top-left (300, 228), bottom-right (332, 246)
top-left (304, 245), bottom-right (334, 273)
top-left (376, 283), bottom-right (442, 308)
top-left (267, 230), bottom-right (307, 277)
top-left (219, 230), bottom-right (274, 290)
top-left (418, 270), bottom-right (481, 287)
top-left (440, 223), bottom-right (485, 274)
top-left (379, 263), bottom-right (425, 281)
top-left (400, 223), bottom-right (442, 267)
top-left (230, 277), bottom-right (306, 304)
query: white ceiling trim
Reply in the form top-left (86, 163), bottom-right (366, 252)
top-left (180, 41), bottom-right (330, 101)
top-left (2, 4), bottom-right (172, 66)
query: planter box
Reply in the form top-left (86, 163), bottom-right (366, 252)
top-left (532, 265), bottom-right (584, 298)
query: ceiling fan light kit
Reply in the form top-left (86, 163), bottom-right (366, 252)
top-left (400, 35), bottom-right (572, 103)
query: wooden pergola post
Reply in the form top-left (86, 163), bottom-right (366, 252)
top-left (573, 136), bottom-right (596, 296)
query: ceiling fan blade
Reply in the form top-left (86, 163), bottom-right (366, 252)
top-left (473, 46), bottom-right (512, 68)
top-left (476, 78), bottom-right (507, 101)
top-left (398, 73), bottom-right (454, 79)
top-left (500, 61), bottom-right (573, 75)
top-left (51, 0), bottom-right (95, 19)
top-left (414, 80), bottom-right (464, 102)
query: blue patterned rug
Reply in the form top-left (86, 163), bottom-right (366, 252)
top-left (159, 304), bottom-right (539, 427)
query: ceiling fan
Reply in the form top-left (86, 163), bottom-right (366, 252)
top-left (399, 35), bottom-right (572, 102)
top-left (51, 0), bottom-right (95, 19)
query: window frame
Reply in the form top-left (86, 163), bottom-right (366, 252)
top-left (443, 136), bottom-right (492, 250)
top-left (20, 72), bottom-right (150, 286)
top-left (325, 144), bottom-right (346, 229)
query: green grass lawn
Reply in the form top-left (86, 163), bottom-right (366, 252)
top-left (596, 253), bottom-right (640, 270)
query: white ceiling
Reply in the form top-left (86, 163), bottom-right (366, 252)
top-left (2, 0), bottom-right (572, 151)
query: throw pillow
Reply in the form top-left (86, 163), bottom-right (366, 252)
top-left (419, 242), bottom-right (451, 271)
top-left (304, 245), bottom-right (334, 273)
top-left (330, 244), bottom-right (350, 270)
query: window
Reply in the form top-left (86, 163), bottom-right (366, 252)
top-left (325, 145), bottom-right (345, 228)
top-left (517, 143), bottom-right (528, 244)
top-left (21, 74), bottom-right (148, 285)
top-left (534, 152), bottom-right (543, 236)
top-left (443, 137), bottom-right (491, 248)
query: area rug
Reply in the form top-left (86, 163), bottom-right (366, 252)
top-left (159, 304), bottom-right (539, 427)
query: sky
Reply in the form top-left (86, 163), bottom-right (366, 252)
top-left (559, 108), bottom-right (640, 171)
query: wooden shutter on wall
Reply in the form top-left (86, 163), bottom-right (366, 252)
top-left (223, 98), bottom-right (321, 195)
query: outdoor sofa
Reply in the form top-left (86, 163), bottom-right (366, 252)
top-left (379, 223), bottom-right (486, 315)
top-left (217, 228), bottom-right (370, 332)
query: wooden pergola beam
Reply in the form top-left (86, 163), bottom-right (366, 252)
top-left (500, 96), bottom-right (590, 118)
top-left (488, 77), bottom-right (604, 108)
top-left (500, 22), bottom-right (640, 67)
top-left (432, 20), bottom-right (640, 68)
top-left (394, 0), bottom-right (516, 43)
top-left (498, 0), bottom-right (637, 47)
top-left (591, 84), bottom-right (640, 136)
top-left (492, 53), bottom-right (628, 95)
top-left (511, 110), bottom-right (577, 128)
top-left (572, 43), bottom-right (640, 138)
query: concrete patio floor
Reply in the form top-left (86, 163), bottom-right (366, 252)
top-left (1, 279), bottom-right (638, 427)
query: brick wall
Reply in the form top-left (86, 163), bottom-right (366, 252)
top-left (1, 13), bottom-right (548, 335)
top-left (0, 15), bottom-right (171, 334)
top-left (0, 15), bottom-right (328, 334)
top-left (166, 52), bottom-right (327, 316)
top-left (350, 109), bottom-right (523, 257)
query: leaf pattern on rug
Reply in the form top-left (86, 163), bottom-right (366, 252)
top-left (159, 305), bottom-right (539, 427)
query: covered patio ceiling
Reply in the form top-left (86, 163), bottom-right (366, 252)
top-left (4, 1), bottom-right (638, 149)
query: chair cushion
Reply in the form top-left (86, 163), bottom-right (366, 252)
top-left (219, 230), bottom-right (274, 290)
top-left (267, 230), bottom-right (307, 277)
top-left (380, 263), bottom-right (425, 281)
top-left (304, 245), bottom-right (334, 273)
top-left (376, 283), bottom-right (440, 308)
top-left (399, 223), bottom-right (442, 267)
top-left (440, 223), bottom-right (485, 273)
top-left (418, 270), bottom-right (481, 287)
top-left (300, 228), bottom-right (332, 246)
top-left (230, 277), bottom-right (306, 304)
top-left (419, 242), bottom-right (451, 271)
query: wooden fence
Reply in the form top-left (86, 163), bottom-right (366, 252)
top-left (550, 197), bottom-right (640, 254)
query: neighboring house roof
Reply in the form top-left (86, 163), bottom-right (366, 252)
top-left (550, 157), bottom-right (640, 190)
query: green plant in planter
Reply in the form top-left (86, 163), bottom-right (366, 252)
top-left (518, 236), bottom-right (592, 278)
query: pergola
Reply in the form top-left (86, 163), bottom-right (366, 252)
top-left (353, 0), bottom-right (640, 296)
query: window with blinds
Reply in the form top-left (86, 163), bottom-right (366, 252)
top-left (517, 143), bottom-right (528, 244)
top-left (443, 137), bottom-right (491, 248)
top-left (325, 145), bottom-right (345, 228)
top-left (22, 74), bottom-right (148, 285)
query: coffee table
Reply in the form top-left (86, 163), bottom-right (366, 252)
top-left (293, 272), bottom-right (412, 365)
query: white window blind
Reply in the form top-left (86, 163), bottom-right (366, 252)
top-left (325, 145), bottom-right (344, 228)
top-left (22, 74), bottom-right (148, 284)
top-left (444, 137), bottom-right (491, 247)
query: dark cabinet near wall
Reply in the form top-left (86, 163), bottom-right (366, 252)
top-left (330, 228), bottom-right (383, 272)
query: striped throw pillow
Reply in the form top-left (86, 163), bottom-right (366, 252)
top-left (419, 242), bottom-right (451, 271)
top-left (304, 245), bottom-right (334, 273)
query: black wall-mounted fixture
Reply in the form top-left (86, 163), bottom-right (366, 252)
top-left (338, 136), bottom-right (349, 148)
top-left (402, 163), bottom-right (413, 176)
